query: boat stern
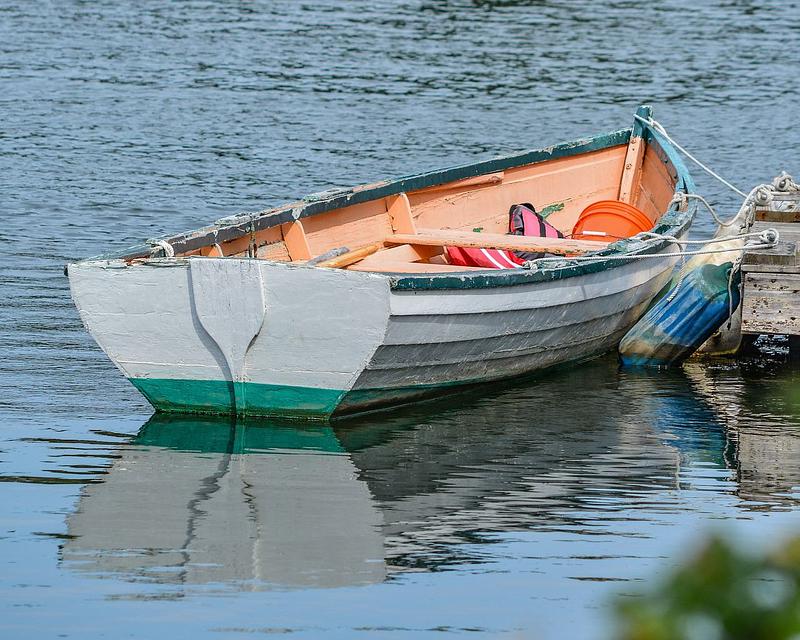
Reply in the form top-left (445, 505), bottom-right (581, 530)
top-left (67, 258), bottom-right (392, 420)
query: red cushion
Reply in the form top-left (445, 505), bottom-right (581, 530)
top-left (446, 246), bottom-right (525, 269)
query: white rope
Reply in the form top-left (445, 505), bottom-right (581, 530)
top-left (773, 172), bottom-right (800, 193)
top-left (635, 229), bottom-right (772, 246)
top-left (524, 228), bottom-right (779, 269)
top-left (672, 192), bottom-right (751, 228)
top-left (634, 115), bottom-right (748, 197)
top-left (149, 239), bottom-right (175, 258)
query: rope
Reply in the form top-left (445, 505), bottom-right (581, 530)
top-left (671, 192), bottom-right (752, 228)
top-left (773, 172), bottom-right (800, 193)
top-left (635, 229), bottom-right (772, 246)
top-left (149, 239), bottom-right (175, 258)
top-left (524, 228), bottom-right (779, 269)
top-left (634, 115), bottom-right (748, 197)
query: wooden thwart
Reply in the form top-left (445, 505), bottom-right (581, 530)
top-left (386, 228), bottom-right (609, 255)
top-left (348, 261), bottom-right (486, 273)
top-left (355, 243), bottom-right (442, 269)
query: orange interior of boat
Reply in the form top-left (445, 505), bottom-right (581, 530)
top-left (179, 136), bottom-right (677, 273)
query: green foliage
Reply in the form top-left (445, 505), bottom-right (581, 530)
top-left (615, 535), bottom-right (800, 640)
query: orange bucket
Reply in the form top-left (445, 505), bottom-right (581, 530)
top-left (571, 200), bottom-right (653, 242)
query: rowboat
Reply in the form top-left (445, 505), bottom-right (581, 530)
top-left (67, 105), bottom-right (694, 420)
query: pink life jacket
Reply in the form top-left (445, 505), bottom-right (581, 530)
top-left (446, 203), bottom-right (563, 269)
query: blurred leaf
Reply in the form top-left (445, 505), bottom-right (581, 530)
top-left (615, 535), bottom-right (800, 640)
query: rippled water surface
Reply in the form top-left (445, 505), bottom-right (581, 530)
top-left (2, 1), bottom-right (800, 638)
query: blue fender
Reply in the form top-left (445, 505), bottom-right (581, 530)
top-left (619, 262), bottom-right (741, 367)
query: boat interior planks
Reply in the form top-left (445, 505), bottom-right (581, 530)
top-left (67, 105), bottom-right (697, 419)
top-left (386, 229), bottom-right (609, 255)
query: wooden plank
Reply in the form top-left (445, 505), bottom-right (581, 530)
top-left (301, 199), bottom-right (393, 257)
top-left (316, 242), bottom-right (383, 269)
top-left (356, 243), bottom-right (442, 269)
top-left (741, 272), bottom-right (800, 335)
top-left (742, 241), bottom-right (797, 269)
top-left (256, 241), bottom-right (290, 261)
top-left (751, 221), bottom-right (800, 245)
top-left (408, 145), bottom-right (627, 236)
top-left (741, 263), bottom-right (800, 275)
top-left (412, 172), bottom-right (504, 195)
top-left (385, 193), bottom-right (417, 234)
top-left (281, 221), bottom-right (312, 261)
top-left (618, 135), bottom-right (645, 204)
top-left (635, 144), bottom-right (676, 223)
top-left (347, 261), bottom-right (487, 273)
top-left (756, 209), bottom-right (800, 223)
top-left (386, 229), bottom-right (609, 255)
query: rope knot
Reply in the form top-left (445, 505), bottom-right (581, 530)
top-left (773, 171), bottom-right (799, 193)
top-left (754, 186), bottom-right (773, 206)
top-left (670, 192), bottom-right (689, 212)
top-left (148, 239), bottom-right (175, 258)
top-left (759, 228), bottom-right (780, 246)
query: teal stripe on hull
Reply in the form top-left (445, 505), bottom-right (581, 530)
top-left (129, 378), bottom-right (345, 421)
top-left (129, 377), bottom-right (474, 421)
top-left (130, 344), bottom-right (618, 421)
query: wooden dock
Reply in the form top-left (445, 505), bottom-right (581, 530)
top-left (740, 193), bottom-right (800, 355)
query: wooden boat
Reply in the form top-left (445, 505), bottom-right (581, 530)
top-left (67, 105), bottom-right (694, 420)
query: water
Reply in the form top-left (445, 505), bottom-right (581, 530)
top-left (2, 0), bottom-right (800, 637)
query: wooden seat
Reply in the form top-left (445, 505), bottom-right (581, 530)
top-left (387, 228), bottom-right (608, 255)
top-left (313, 227), bottom-right (609, 271)
top-left (347, 261), bottom-right (487, 273)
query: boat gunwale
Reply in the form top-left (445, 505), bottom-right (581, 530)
top-left (73, 109), bottom-right (695, 293)
top-left (387, 125), bottom-right (695, 291)
top-left (76, 126), bottom-right (635, 263)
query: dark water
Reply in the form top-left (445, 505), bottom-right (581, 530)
top-left (2, 1), bottom-right (800, 638)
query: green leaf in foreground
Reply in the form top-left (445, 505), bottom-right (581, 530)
top-left (615, 535), bottom-right (800, 640)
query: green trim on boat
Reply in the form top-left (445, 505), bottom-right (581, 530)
top-left (135, 414), bottom-right (344, 453)
top-left (129, 378), bottom-right (345, 420)
top-left (388, 124), bottom-right (697, 292)
top-left (85, 127), bottom-right (633, 261)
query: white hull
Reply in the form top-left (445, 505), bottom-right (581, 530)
top-left (69, 245), bottom-right (680, 419)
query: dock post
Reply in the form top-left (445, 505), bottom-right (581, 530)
top-left (790, 336), bottom-right (800, 361)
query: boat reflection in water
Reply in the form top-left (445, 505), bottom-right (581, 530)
top-left (61, 356), bottom-right (800, 591)
top-left (63, 417), bottom-right (386, 589)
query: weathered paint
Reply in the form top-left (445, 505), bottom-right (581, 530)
top-left (387, 125), bottom-right (695, 292)
top-left (619, 262), bottom-right (741, 367)
top-left (619, 192), bottom-right (752, 366)
top-left (188, 258), bottom-right (267, 414)
top-left (68, 259), bottom-right (392, 419)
